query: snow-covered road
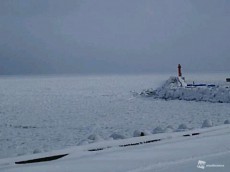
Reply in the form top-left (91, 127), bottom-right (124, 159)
top-left (1, 124), bottom-right (229, 172)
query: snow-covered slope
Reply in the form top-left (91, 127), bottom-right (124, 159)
top-left (1, 124), bottom-right (230, 172)
top-left (141, 76), bottom-right (230, 103)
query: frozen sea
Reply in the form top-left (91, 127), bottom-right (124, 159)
top-left (0, 73), bottom-right (230, 159)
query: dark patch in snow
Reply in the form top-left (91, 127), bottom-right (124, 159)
top-left (9, 125), bottom-right (37, 129)
top-left (133, 130), bottom-right (151, 137)
top-left (119, 139), bottom-right (162, 147)
top-left (183, 133), bottom-right (200, 137)
top-left (88, 148), bottom-right (106, 152)
top-left (144, 139), bottom-right (161, 144)
top-left (224, 120), bottom-right (230, 124)
top-left (87, 139), bottom-right (162, 152)
top-left (15, 154), bottom-right (68, 164)
top-left (192, 133), bottom-right (200, 136)
top-left (120, 142), bottom-right (142, 147)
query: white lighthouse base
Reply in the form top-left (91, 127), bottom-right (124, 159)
top-left (178, 77), bottom-right (187, 87)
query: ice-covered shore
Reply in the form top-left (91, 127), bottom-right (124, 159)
top-left (141, 76), bottom-right (230, 103)
top-left (1, 74), bottom-right (230, 159)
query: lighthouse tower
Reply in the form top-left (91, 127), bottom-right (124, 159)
top-left (177, 64), bottom-right (187, 87)
top-left (178, 64), bottom-right (182, 77)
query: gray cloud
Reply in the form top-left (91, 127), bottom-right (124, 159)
top-left (0, 0), bottom-right (229, 75)
top-left (0, 0), bottom-right (81, 17)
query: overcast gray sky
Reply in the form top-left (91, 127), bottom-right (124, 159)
top-left (0, 0), bottom-right (229, 75)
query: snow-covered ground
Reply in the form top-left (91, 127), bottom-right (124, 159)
top-left (0, 73), bottom-right (230, 160)
top-left (1, 124), bottom-right (230, 172)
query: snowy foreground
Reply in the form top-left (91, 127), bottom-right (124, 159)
top-left (141, 76), bottom-right (230, 103)
top-left (1, 74), bottom-right (230, 160)
top-left (1, 124), bottom-right (229, 172)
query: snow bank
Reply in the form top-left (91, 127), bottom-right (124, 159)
top-left (1, 125), bottom-right (230, 172)
top-left (140, 76), bottom-right (230, 103)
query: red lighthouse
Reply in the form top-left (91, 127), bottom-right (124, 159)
top-left (178, 64), bottom-right (182, 77)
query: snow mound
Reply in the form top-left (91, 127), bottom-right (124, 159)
top-left (166, 125), bottom-right (174, 130)
top-left (110, 133), bottom-right (126, 140)
top-left (152, 126), bottom-right (165, 134)
top-left (176, 124), bottom-right (189, 131)
top-left (202, 119), bottom-right (213, 128)
top-left (77, 140), bottom-right (89, 146)
top-left (140, 76), bottom-right (230, 103)
top-left (164, 125), bottom-right (174, 132)
top-left (33, 149), bottom-right (42, 154)
top-left (178, 124), bottom-right (188, 130)
top-left (133, 130), bottom-right (151, 137)
top-left (78, 134), bottom-right (104, 145)
top-left (88, 134), bottom-right (102, 141)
